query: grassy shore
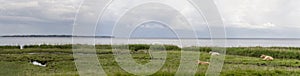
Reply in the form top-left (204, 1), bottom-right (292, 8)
top-left (0, 45), bottom-right (300, 76)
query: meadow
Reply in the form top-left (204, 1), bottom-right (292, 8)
top-left (0, 45), bottom-right (300, 76)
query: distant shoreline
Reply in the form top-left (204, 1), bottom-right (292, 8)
top-left (0, 35), bottom-right (114, 38)
top-left (1, 36), bottom-right (300, 40)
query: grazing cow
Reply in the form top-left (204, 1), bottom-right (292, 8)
top-left (260, 54), bottom-right (274, 61)
top-left (209, 51), bottom-right (220, 56)
top-left (197, 60), bottom-right (210, 65)
top-left (31, 60), bottom-right (47, 67)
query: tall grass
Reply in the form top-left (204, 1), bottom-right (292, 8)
top-left (226, 47), bottom-right (300, 59)
top-left (183, 46), bottom-right (300, 59)
top-left (0, 46), bottom-right (19, 49)
top-left (1, 44), bottom-right (181, 51)
top-left (24, 44), bottom-right (72, 49)
top-left (0, 45), bottom-right (300, 76)
top-left (1, 44), bottom-right (299, 59)
top-left (0, 50), bottom-right (299, 76)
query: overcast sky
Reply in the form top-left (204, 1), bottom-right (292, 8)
top-left (0, 0), bottom-right (300, 38)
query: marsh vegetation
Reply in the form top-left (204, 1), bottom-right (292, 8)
top-left (0, 45), bottom-right (299, 76)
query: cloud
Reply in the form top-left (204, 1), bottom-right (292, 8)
top-left (214, 0), bottom-right (300, 38)
top-left (97, 0), bottom-right (207, 38)
top-left (216, 0), bottom-right (300, 28)
top-left (0, 0), bottom-right (300, 38)
top-left (0, 0), bottom-right (78, 35)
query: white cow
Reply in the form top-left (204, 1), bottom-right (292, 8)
top-left (260, 54), bottom-right (274, 61)
top-left (32, 61), bottom-right (46, 67)
top-left (209, 51), bottom-right (220, 56)
top-left (197, 60), bottom-right (210, 65)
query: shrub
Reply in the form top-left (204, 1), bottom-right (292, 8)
top-left (0, 46), bottom-right (19, 49)
top-left (24, 44), bottom-right (72, 49)
top-left (181, 46), bottom-right (300, 59)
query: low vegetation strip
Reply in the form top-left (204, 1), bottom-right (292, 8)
top-left (1, 44), bottom-right (300, 59)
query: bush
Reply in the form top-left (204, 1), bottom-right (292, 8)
top-left (0, 46), bottom-right (19, 49)
top-left (3, 44), bottom-right (299, 59)
top-left (24, 44), bottom-right (72, 49)
top-left (225, 47), bottom-right (300, 59)
top-left (181, 46), bottom-right (300, 59)
top-left (129, 44), bottom-right (150, 51)
top-left (96, 45), bottom-right (112, 49)
top-left (186, 47), bottom-right (300, 59)
top-left (128, 44), bottom-right (181, 51)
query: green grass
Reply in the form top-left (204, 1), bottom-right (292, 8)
top-left (0, 45), bottom-right (299, 76)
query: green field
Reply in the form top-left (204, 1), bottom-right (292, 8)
top-left (0, 45), bottom-right (300, 76)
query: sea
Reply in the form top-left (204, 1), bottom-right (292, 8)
top-left (1, 37), bottom-right (300, 47)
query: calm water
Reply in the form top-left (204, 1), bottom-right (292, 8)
top-left (1, 37), bottom-right (300, 47)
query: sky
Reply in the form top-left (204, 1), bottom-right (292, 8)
top-left (0, 0), bottom-right (300, 38)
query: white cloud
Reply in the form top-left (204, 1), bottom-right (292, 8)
top-left (0, 0), bottom-right (300, 38)
top-left (141, 23), bottom-right (165, 29)
top-left (98, 0), bottom-right (207, 37)
top-left (216, 0), bottom-right (300, 29)
top-left (231, 22), bottom-right (276, 29)
top-left (0, 0), bottom-right (78, 35)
